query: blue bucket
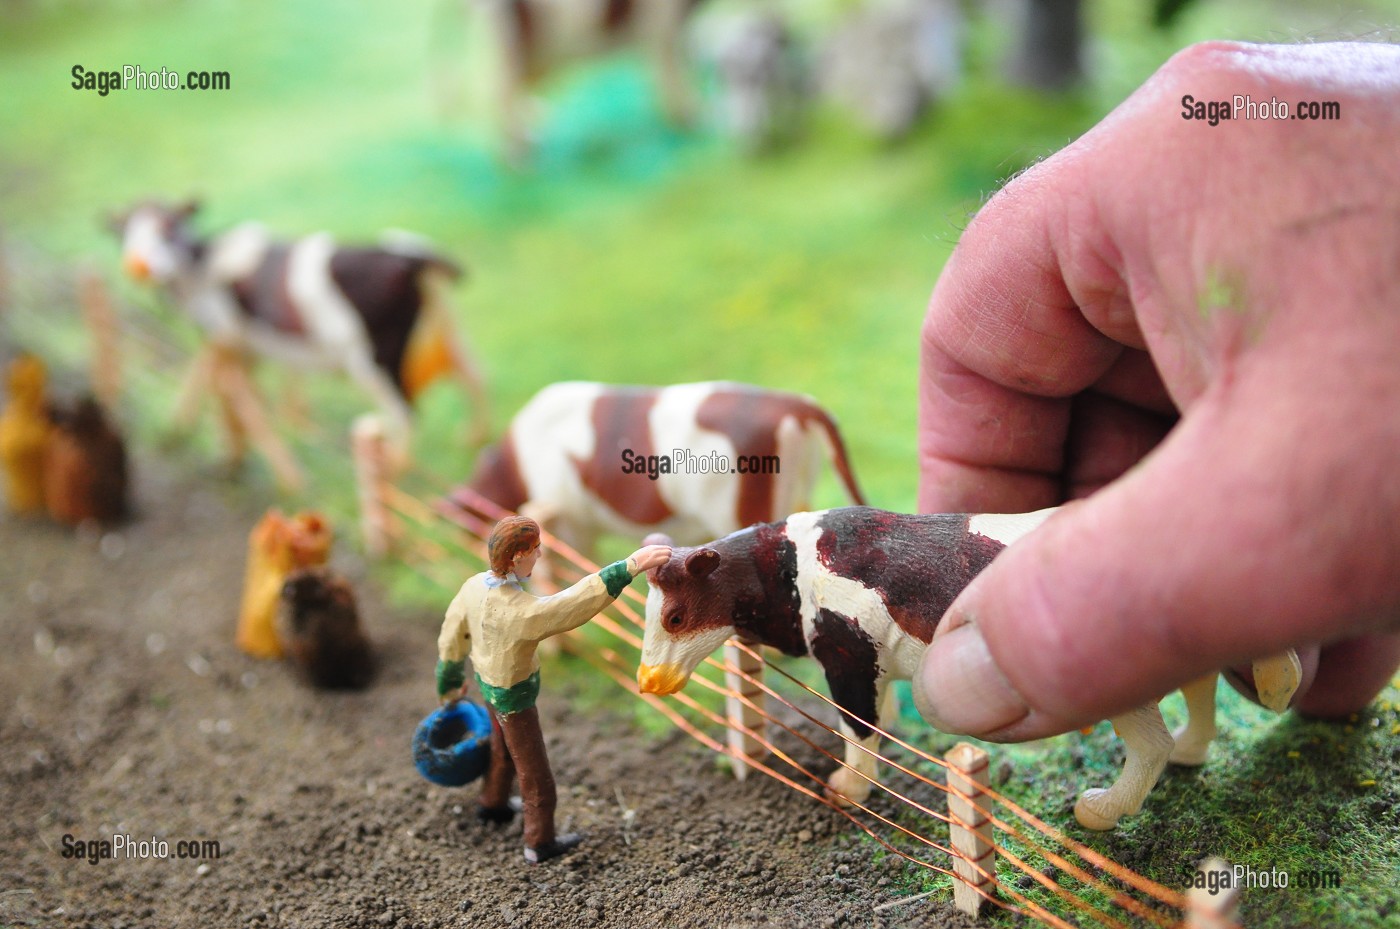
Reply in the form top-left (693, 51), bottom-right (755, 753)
top-left (413, 700), bottom-right (492, 787)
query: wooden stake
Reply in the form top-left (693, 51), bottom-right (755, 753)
top-left (78, 268), bottom-right (122, 411)
top-left (945, 742), bottom-right (996, 916)
top-left (1185, 857), bottom-right (1241, 929)
top-left (724, 640), bottom-right (768, 780)
top-left (352, 414), bottom-right (396, 557)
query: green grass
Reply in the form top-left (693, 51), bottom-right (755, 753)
top-left (866, 682), bottom-right (1400, 928)
top-left (4, 1), bottom-right (1400, 926)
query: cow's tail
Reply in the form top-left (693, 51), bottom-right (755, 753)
top-left (391, 240), bottom-right (490, 441)
top-left (812, 408), bottom-right (867, 506)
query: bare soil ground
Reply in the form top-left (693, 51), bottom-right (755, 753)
top-left (0, 456), bottom-right (980, 929)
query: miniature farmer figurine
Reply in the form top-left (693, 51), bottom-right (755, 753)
top-left (437, 515), bottom-right (670, 864)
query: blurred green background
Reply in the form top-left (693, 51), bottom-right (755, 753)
top-left (4, 0), bottom-right (1394, 521)
top-left (3, 3), bottom-right (1400, 927)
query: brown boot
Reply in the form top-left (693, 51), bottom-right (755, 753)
top-left (524, 833), bottom-right (582, 864)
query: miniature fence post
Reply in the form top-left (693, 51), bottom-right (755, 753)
top-left (945, 742), bottom-right (996, 916)
top-left (724, 641), bottom-right (768, 780)
top-left (78, 267), bottom-right (122, 410)
top-left (1185, 858), bottom-right (1241, 929)
top-left (351, 414), bottom-right (397, 557)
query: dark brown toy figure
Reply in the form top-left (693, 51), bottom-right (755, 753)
top-left (44, 395), bottom-right (130, 526)
top-left (278, 568), bottom-right (375, 691)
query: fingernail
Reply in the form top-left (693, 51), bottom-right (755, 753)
top-left (913, 622), bottom-right (1029, 736)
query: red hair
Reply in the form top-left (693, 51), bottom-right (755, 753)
top-left (488, 515), bottom-right (540, 576)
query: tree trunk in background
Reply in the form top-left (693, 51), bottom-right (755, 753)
top-left (1006, 0), bottom-right (1083, 90)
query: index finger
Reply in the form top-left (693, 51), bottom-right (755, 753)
top-left (918, 154), bottom-right (1129, 514)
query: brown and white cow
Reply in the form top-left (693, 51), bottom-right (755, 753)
top-left (637, 506), bottom-right (1302, 831)
top-left (453, 381), bottom-right (865, 572)
top-left (468, 0), bottom-right (704, 162)
top-left (113, 201), bottom-right (488, 483)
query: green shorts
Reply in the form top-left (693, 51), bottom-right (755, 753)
top-left (476, 671), bottom-right (541, 716)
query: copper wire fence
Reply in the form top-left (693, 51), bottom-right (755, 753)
top-left (390, 475), bottom-right (1225, 929)
top-left (1, 261), bottom-right (1236, 929)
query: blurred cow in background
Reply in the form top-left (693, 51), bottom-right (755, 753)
top-left (453, 380), bottom-right (866, 587)
top-left (704, 10), bottom-right (806, 153)
top-left (111, 200), bottom-right (488, 487)
top-left (820, 0), bottom-right (962, 140)
top-left (468, 0), bottom-right (706, 163)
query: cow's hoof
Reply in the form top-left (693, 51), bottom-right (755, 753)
top-left (1074, 788), bottom-right (1122, 831)
top-left (1169, 728), bottom-right (1211, 767)
top-left (1253, 651), bottom-right (1302, 714)
top-left (825, 767), bottom-right (873, 807)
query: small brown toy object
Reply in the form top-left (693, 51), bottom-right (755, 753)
top-left (43, 394), bottom-right (130, 526)
top-left (237, 510), bottom-right (333, 659)
top-left (0, 355), bottom-right (52, 515)
top-left (278, 567), bottom-right (375, 690)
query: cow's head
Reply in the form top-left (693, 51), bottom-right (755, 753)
top-left (108, 199), bottom-right (201, 284)
top-left (638, 533), bottom-right (745, 696)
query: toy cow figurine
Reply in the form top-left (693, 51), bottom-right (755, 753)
top-left (111, 200), bottom-right (488, 484)
top-left (819, 0), bottom-right (962, 140)
top-left (453, 380), bottom-right (865, 584)
top-left (467, 0), bottom-right (704, 163)
top-left (637, 506), bottom-right (1302, 831)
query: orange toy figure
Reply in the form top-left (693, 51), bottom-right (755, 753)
top-left (0, 355), bottom-right (52, 515)
top-left (44, 395), bottom-right (130, 526)
top-left (236, 510), bottom-right (332, 659)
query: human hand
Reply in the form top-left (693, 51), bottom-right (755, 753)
top-left (914, 41), bottom-right (1400, 742)
top-left (628, 545), bottom-right (673, 574)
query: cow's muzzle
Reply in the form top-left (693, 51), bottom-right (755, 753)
top-left (637, 663), bottom-right (689, 696)
top-left (123, 254), bottom-right (152, 282)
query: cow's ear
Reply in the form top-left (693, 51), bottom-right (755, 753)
top-left (684, 548), bottom-right (721, 579)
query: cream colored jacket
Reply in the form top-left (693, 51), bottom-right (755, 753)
top-left (438, 567), bottom-right (623, 690)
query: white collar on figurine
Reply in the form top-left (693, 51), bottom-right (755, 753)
top-left (483, 572), bottom-right (523, 589)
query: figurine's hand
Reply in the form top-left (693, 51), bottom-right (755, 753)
top-left (627, 545), bottom-right (673, 575)
top-left (914, 41), bottom-right (1400, 742)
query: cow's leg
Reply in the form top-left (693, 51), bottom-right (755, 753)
top-left (828, 721), bottom-right (881, 807)
top-left (878, 683), bottom-right (901, 730)
top-left (649, 2), bottom-right (696, 126)
top-left (1252, 649), bottom-right (1302, 714)
top-left (280, 370), bottom-right (314, 431)
top-left (213, 350), bottom-right (303, 491)
top-left (343, 348), bottom-right (415, 471)
top-left (172, 344), bottom-right (216, 434)
top-left (212, 370), bottom-right (248, 472)
top-left (1169, 674), bottom-right (1218, 766)
top-left (812, 612), bottom-right (883, 806)
top-left (1075, 703), bottom-right (1173, 831)
top-left (498, 31), bottom-right (533, 165)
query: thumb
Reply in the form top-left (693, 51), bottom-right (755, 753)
top-left (911, 382), bottom-right (1399, 741)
